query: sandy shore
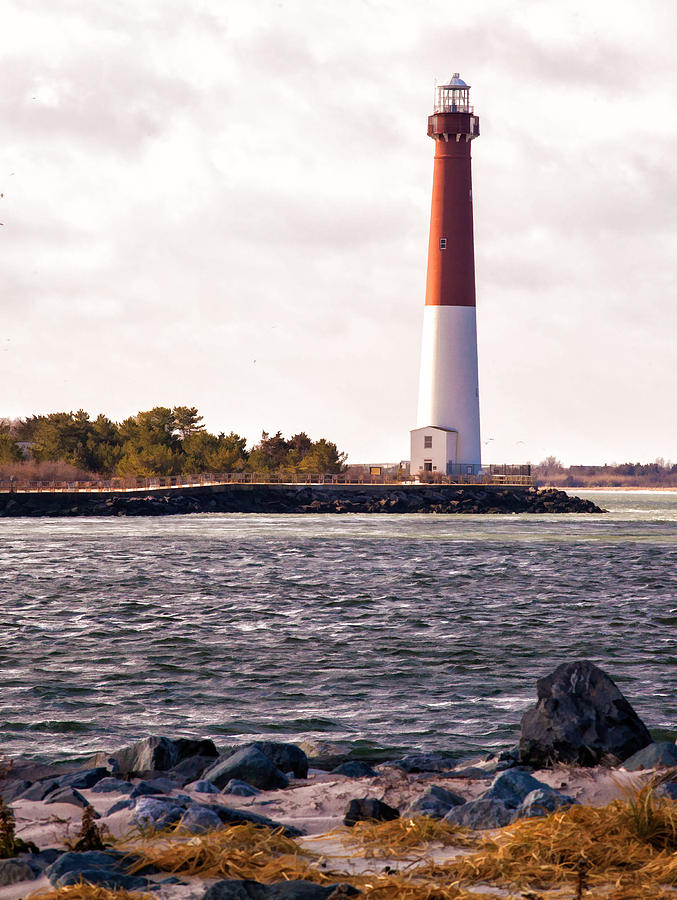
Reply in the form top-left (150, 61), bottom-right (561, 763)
top-left (1, 758), bottom-right (652, 900)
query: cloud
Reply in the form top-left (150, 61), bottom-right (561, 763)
top-left (1, 0), bottom-right (676, 464)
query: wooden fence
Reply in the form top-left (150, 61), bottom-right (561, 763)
top-left (0, 469), bottom-right (533, 493)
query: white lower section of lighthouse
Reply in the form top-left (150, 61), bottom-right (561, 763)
top-left (410, 305), bottom-right (481, 477)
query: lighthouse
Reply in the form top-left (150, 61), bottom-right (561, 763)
top-left (410, 74), bottom-right (481, 478)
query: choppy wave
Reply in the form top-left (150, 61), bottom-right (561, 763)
top-left (1, 490), bottom-right (676, 761)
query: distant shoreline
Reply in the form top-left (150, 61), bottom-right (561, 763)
top-left (543, 486), bottom-right (677, 493)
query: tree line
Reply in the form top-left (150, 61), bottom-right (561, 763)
top-left (0, 407), bottom-right (347, 478)
top-left (535, 456), bottom-right (677, 487)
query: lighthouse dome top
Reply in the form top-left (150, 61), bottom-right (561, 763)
top-left (444, 73), bottom-right (469, 88)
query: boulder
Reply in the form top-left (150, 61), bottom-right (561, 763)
top-left (444, 799), bottom-right (515, 830)
top-left (391, 753), bottom-right (456, 774)
top-left (169, 755), bottom-right (217, 786)
top-left (45, 851), bottom-right (151, 892)
top-left (12, 768), bottom-right (107, 799)
top-left (32, 849), bottom-right (62, 868)
top-left (481, 748), bottom-right (519, 773)
top-left (343, 798), bottom-right (399, 827)
top-left (99, 735), bottom-right (217, 777)
top-left (445, 766), bottom-right (494, 781)
top-left (654, 783), bottom-right (677, 801)
top-left (92, 777), bottom-right (133, 794)
top-left (295, 740), bottom-right (361, 771)
top-left (203, 747), bottom-right (289, 791)
top-left (189, 779), bottom-right (221, 795)
top-left (222, 779), bottom-right (261, 797)
top-left (100, 736), bottom-right (179, 775)
top-left (203, 803), bottom-right (303, 836)
top-left (180, 805), bottom-right (224, 833)
top-left (53, 868), bottom-right (150, 891)
top-left (202, 880), bottom-right (359, 899)
top-left (518, 661), bottom-right (652, 767)
top-left (130, 779), bottom-right (171, 799)
top-left (248, 742), bottom-right (309, 779)
top-left (57, 768), bottom-right (109, 790)
top-left (45, 787), bottom-right (96, 811)
top-left (110, 736), bottom-right (179, 774)
top-left (479, 771), bottom-right (577, 821)
top-left (18, 780), bottom-right (60, 802)
top-left (1, 780), bottom-right (32, 802)
top-left (174, 738), bottom-right (219, 760)
top-left (264, 884), bottom-right (359, 899)
top-left (517, 788), bottom-right (577, 819)
top-left (105, 798), bottom-right (134, 816)
top-left (405, 784), bottom-right (465, 819)
top-left (331, 762), bottom-right (377, 778)
top-left (0, 858), bottom-right (42, 886)
top-left (621, 742), bottom-right (677, 771)
top-left (480, 770), bottom-right (551, 808)
top-left (131, 797), bottom-right (186, 830)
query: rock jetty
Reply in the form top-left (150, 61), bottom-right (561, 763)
top-left (0, 484), bottom-right (603, 517)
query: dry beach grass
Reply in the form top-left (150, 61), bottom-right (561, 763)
top-left (116, 786), bottom-right (677, 898)
top-left (123, 821), bottom-right (326, 883)
top-left (422, 785), bottom-right (677, 897)
top-left (117, 817), bottom-right (499, 899)
top-left (27, 888), bottom-right (152, 900)
top-left (17, 777), bottom-right (677, 900)
top-left (337, 815), bottom-right (477, 857)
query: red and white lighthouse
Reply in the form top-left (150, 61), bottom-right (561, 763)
top-left (410, 74), bottom-right (482, 477)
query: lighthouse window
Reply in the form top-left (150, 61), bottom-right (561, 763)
top-left (424, 435), bottom-right (433, 449)
top-left (439, 238), bottom-right (447, 250)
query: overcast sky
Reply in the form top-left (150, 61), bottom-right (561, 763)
top-left (2, 0), bottom-right (676, 465)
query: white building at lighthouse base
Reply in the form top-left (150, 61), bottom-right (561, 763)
top-left (410, 426), bottom-right (459, 476)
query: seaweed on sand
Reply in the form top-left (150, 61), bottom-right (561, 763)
top-left (122, 821), bottom-right (329, 883)
top-left (120, 819), bottom-right (504, 900)
top-left (420, 785), bottom-right (677, 897)
top-left (338, 816), bottom-right (477, 858)
top-left (27, 887), bottom-right (151, 900)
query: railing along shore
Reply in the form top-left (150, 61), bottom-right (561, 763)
top-left (0, 469), bottom-right (534, 493)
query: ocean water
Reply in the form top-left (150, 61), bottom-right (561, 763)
top-left (1, 490), bottom-right (676, 763)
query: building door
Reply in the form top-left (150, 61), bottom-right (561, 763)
top-left (424, 461), bottom-right (433, 472)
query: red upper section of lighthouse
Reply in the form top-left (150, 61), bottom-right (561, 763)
top-left (424, 75), bottom-right (479, 308)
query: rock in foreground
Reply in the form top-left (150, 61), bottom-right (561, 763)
top-left (203, 747), bottom-right (289, 791)
top-left (343, 798), bottom-right (400, 827)
top-left (405, 784), bottom-right (465, 818)
top-left (518, 660), bottom-right (652, 767)
top-left (96, 735), bottom-right (218, 777)
top-left (45, 851), bottom-right (152, 891)
top-left (444, 798), bottom-right (515, 829)
top-left (247, 741), bottom-right (309, 779)
top-left (621, 741), bottom-right (677, 771)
